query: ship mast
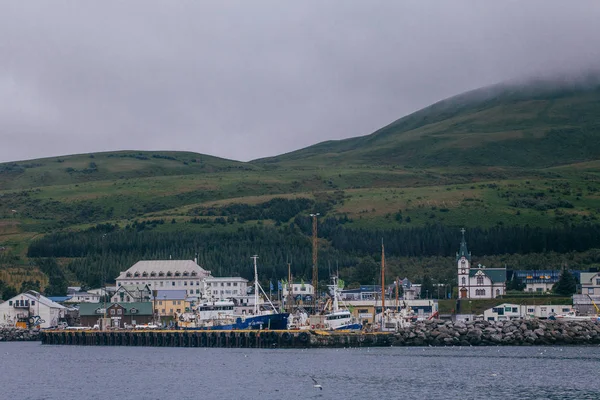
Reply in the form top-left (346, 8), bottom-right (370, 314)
top-left (252, 255), bottom-right (259, 315)
top-left (395, 276), bottom-right (399, 311)
top-left (381, 239), bottom-right (385, 330)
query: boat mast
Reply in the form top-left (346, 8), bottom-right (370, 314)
top-left (395, 276), bottom-right (399, 311)
top-left (252, 255), bottom-right (259, 315)
top-left (287, 260), bottom-right (292, 313)
top-left (381, 239), bottom-right (385, 330)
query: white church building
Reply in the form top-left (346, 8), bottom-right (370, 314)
top-left (457, 229), bottom-right (506, 299)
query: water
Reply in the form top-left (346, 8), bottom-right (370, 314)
top-left (1, 342), bottom-right (599, 400)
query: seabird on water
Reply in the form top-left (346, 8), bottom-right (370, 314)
top-left (310, 376), bottom-right (323, 390)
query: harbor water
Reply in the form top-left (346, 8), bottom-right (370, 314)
top-left (1, 342), bottom-right (599, 400)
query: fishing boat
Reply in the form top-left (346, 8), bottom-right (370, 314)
top-left (320, 276), bottom-right (362, 331)
top-left (179, 255), bottom-right (289, 330)
top-left (549, 309), bottom-right (600, 321)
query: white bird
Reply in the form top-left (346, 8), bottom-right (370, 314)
top-left (310, 376), bottom-right (323, 390)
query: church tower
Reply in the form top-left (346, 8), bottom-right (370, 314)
top-left (457, 228), bottom-right (471, 298)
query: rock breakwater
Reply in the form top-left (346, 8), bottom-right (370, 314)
top-left (389, 319), bottom-right (600, 346)
top-left (0, 327), bottom-right (41, 342)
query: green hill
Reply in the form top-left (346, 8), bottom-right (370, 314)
top-left (4, 77), bottom-right (600, 296)
top-left (257, 78), bottom-right (600, 168)
top-left (0, 150), bottom-right (253, 190)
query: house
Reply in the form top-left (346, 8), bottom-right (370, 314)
top-left (204, 277), bottom-right (249, 300)
top-left (513, 270), bottom-right (561, 293)
top-left (0, 290), bottom-right (66, 329)
top-left (346, 299), bottom-right (438, 324)
top-left (88, 286), bottom-right (117, 298)
top-left (579, 270), bottom-right (600, 296)
top-left (79, 302), bottom-right (153, 328)
top-left (152, 290), bottom-right (191, 318)
top-left (115, 260), bottom-right (211, 294)
top-left (111, 284), bottom-right (152, 303)
top-left (483, 303), bottom-right (573, 321)
top-left (340, 285), bottom-right (382, 301)
top-left (65, 291), bottom-right (101, 304)
top-left (457, 229), bottom-right (506, 299)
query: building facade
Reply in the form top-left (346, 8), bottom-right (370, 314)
top-left (457, 229), bottom-right (506, 299)
top-left (513, 270), bottom-right (560, 293)
top-left (579, 271), bottom-right (600, 296)
top-left (152, 290), bottom-right (191, 317)
top-left (116, 260), bottom-right (211, 296)
top-left (79, 302), bottom-right (153, 328)
top-left (111, 284), bottom-right (152, 303)
top-left (0, 291), bottom-right (66, 329)
top-left (484, 303), bottom-right (573, 321)
top-left (204, 277), bottom-right (248, 300)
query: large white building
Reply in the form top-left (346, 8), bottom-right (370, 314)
top-left (457, 229), bottom-right (506, 299)
top-left (116, 260), bottom-right (211, 296)
top-left (483, 303), bottom-right (573, 321)
top-left (0, 290), bottom-right (66, 329)
top-left (204, 277), bottom-right (249, 300)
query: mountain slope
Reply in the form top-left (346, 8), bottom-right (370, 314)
top-left (257, 77), bottom-right (600, 168)
top-left (0, 150), bottom-right (254, 190)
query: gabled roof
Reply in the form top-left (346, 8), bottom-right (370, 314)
top-left (15, 291), bottom-right (67, 309)
top-left (117, 260), bottom-right (210, 280)
top-left (469, 267), bottom-right (507, 283)
top-left (79, 302), bottom-right (153, 316)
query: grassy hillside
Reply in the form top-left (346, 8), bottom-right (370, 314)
top-left (258, 79), bottom-right (600, 168)
top-left (3, 78), bottom-right (600, 295)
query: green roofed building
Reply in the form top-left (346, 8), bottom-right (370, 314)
top-left (79, 302), bottom-right (153, 328)
top-left (457, 229), bottom-right (506, 299)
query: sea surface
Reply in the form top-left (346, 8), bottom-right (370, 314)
top-left (1, 342), bottom-right (599, 400)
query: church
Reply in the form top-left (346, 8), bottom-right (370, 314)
top-left (457, 229), bottom-right (506, 299)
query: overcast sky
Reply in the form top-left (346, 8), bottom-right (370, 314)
top-left (1, 1), bottom-right (599, 163)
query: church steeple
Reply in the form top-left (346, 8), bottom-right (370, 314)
top-left (456, 228), bottom-right (471, 261)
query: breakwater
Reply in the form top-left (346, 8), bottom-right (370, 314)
top-left (40, 319), bottom-right (600, 347)
top-left (0, 327), bottom-right (41, 342)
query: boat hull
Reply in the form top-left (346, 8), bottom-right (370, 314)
top-left (334, 323), bottom-right (362, 331)
top-left (182, 313), bottom-right (290, 331)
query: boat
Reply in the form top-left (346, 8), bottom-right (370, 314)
top-left (320, 276), bottom-right (362, 331)
top-left (549, 309), bottom-right (600, 321)
top-left (375, 305), bottom-right (417, 332)
top-left (179, 255), bottom-right (289, 330)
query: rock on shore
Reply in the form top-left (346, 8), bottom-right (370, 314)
top-left (0, 327), bottom-right (41, 342)
top-left (390, 319), bottom-right (600, 346)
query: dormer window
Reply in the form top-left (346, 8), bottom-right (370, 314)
top-left (191, 272), bottom-right (197, 277)
top-left (183, 271), bottom-right (189, 277)
top-left (126, 272), bottom-right (132, 278)
top-left (134, 272), bottom-right (140, 277)
top-left (142, 272), bottom-right (148, 277)
top-left (166, 271), bottom-right (172, 277)
top-left (174, 271), bottom-right (181, 277)
top-left (150, 272), bottom-right (157, 277)
top-left (158, 271), bottom-right (165, 277)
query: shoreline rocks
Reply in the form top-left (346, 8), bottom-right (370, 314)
top-left (0, 327), bottom-right (41, 342)
top-left (388, 319), bottom-right (600, 346)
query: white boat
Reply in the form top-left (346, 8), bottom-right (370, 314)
top-left (550, 310), bottom-right (600, 321)
top-left (321, 276), bottom-right (362, 331)
top-left (375, 306), bottom-right (417, 332)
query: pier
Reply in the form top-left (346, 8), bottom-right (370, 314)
top-left (40, 329), bottom-right (395, 348)
top-left (39, 319), bottom-right (600, 348)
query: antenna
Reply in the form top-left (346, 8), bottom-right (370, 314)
top-left (251, 255), bottom-right (259, 315)
top-left (310, 213), bottom-right (320, 312)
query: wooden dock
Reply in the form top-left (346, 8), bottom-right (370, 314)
top-left (40, 329), bottom-right (396, 348)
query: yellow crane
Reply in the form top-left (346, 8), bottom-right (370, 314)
top-left (587, 294), bottom-right (600, 314)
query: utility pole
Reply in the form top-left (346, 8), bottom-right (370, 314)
top-left (287, 261), bottom-right (292, 313)
top-left (310, 213), bottom-right (320, 312)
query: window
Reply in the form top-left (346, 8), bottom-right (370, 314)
top-left (150, 272), bottom-right (156, 277)
top-left (134, 272), bottom-right (140, 277)
top-left (221, 283), bottom-right (224, 287)
top-left (110, 309), bottom-right (115, 315)
top-left (177, 309), bottom-right (181, 313)
top-left (196, 289), bottom-right (200, 294)
top-left (596, 278), bottom-right (600, 285)
top-left (227, 282), bottom-right (231, 287)
top-left (477, 276), bottom-right (484, 285)
top-left (172, 282), bottom-right (175, 286)
top-left (8, 301), bottom-right (12, 306)
top-left (160, 281), bottom-right (164, 287)
top-left (117, 309), bottom-right (122, 315)
top-left (174, 271), bottom-right (181, 277)
top-left (159, 271), bottom-right (165, 277)
top-left (233, 282), bottom-right (238, 287)
top-left (161, 309), bottom-right (165, 313)
top-left (31, 301), bottom-right (35, 306)
top-left (184, 281), bottom-right (187, 286)
top-left (496, 289), bottom-right (500, 296)
top-left (158, 301), bottom-right (162, 306)
top-left (461, 277), bottom-right (466, 285)
top-left (512, 308), bottom-right (518, 313)
top-left (588, 288), bottom-right (595, 294)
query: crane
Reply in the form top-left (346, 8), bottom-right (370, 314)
top-left (586, 294), bottom-right (600, 314)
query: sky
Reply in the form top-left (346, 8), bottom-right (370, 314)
top-left (1, 1), bottom-right (600, 163)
